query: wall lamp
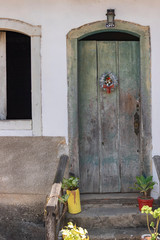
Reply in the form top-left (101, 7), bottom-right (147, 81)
top-left (106, 9), bottom-right (115, 27)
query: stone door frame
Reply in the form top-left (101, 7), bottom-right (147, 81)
top-left (67, 20), bottom-right (151, 178)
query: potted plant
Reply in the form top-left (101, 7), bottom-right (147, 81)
top-left (141, 205), bottom-right (160, 240)
top-left (61, 222), bottom-right (89, 240)
top-left (132, 175), bottom-right (156, 211)
top-left (62, 176), bottom-right (81, 214)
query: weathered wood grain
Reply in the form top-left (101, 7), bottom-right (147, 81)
top-left (67, 20), bottom-right (151, 193)
top-left (97, 41), bottom-right (120, 192)
top-left (54, 155), bottom-right (69, 184)
top-left (67, 38), bottom-right (79, 177)
top-left (46, 183), bottom-right (62, 213)
top-left (78, 41), bottom-right (99, 193)
top-left (45, 211), bottom-right (56, 240)
top-left (78, 41), bottom-right (141, 193)
top-left (45, 154), bottom-right (69, 240)
top-left (119, 41), bottom-right (141, 192)
top-left (45, 183), bottom-right (62, 240)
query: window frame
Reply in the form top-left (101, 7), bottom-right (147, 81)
top-left (0, 18), bottom-right (42, 136)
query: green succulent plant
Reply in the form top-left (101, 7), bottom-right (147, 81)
top-left (133, 175), bottom-right (156, 198)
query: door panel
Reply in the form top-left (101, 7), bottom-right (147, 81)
top-left (119, 42), bottom-right (140, 191)
top-left (78, 40), bottom-right (140, 193)
top-left (78, 41), bottom-right (99, 193)
top-left (97, 42), bottom-right (120, 192)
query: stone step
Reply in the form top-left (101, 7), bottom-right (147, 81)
top-left (80, 193), bottom-right (159, 206)
top-left (0, 194), bottom-right (45, 240)
top-left (87, 227), bottom-right (148, 240)
top-left (65, 204), bottom-right (148, 229)
top-left (0, 221), bottom-right (45, 240)
top-left (80, 193), bottom-right (139, 205)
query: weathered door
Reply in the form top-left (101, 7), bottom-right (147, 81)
top-left (78, 40), bottom-right (141, 193)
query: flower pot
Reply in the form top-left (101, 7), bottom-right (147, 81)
top-left (141, 234), bottom-right (160, 240)
top-left (141, 234), bottom-right (151, 240)
top-left (67, 188), bottom-right (81, 214)
top-left (61, 222), bottom-right (89, 240)
top-left (63, 236), bottom-right (89, 240)
top-left (138, 197), bottom-right (154, 211)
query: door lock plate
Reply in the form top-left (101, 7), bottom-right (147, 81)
top-left (134, 112), bottom-right (140, 135)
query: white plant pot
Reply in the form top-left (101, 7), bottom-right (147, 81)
top-left (141, 234), bottom-right (160, 240)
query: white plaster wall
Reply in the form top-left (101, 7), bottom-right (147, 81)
top-left (0, 0), bottom-right (159, 156)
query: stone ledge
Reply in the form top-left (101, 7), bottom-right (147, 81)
top-left (0, 193), bottom-right (46, 206)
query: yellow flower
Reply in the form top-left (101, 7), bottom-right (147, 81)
top-left (61, 222), bottom-right (89, 240)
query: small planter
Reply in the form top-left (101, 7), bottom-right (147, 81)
top-left (67, 188), bottom-right (81, 214)
top-left (141, 234), bottom-right (154, 240)
top-left (141, 234), bottom-right (151, 240)
top-left (138, 197), bottom-right (154, 211)
top-left (63, 236), bottom-right (89, 240)
top-left (141, 234), bottom-right (160, 240)
top-left (61, 221), bottom-right (89, 239)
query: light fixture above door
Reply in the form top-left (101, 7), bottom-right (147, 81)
top-left (106, 9), bottom-right (115, 27)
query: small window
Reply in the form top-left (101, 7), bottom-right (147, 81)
top-left (0, 31), bottom-right (32, 120)
top-left (0, 19), bottom-right (41, 136)
top-left (6, 32), bottom-right (32, 120)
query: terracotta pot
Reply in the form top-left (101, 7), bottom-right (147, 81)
top-left (138, 197), bottom-right (154, 211)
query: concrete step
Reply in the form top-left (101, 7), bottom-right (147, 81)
top-left (80, 193), bottom-right (159, 206)
top-left (80, 193), bottom-right (139, 205)
top-left (64, 194), bottom-right (158, 239)
top-left (87, 227), bottom-right (148, 240)
top-left (0, 221), bottom-right (45, 240)
top-left (0, 193), bottom-right (46, 240)
top-left (65, 203), bottom-right (148, 229)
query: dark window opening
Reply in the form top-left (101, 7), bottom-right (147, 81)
top-left (6, 31), bottom-right (31, 120)
top-left (80, 32), bottom-right (139, 41)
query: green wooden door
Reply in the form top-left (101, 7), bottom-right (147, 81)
top-left (78, 40), bottom-right (141, 193)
